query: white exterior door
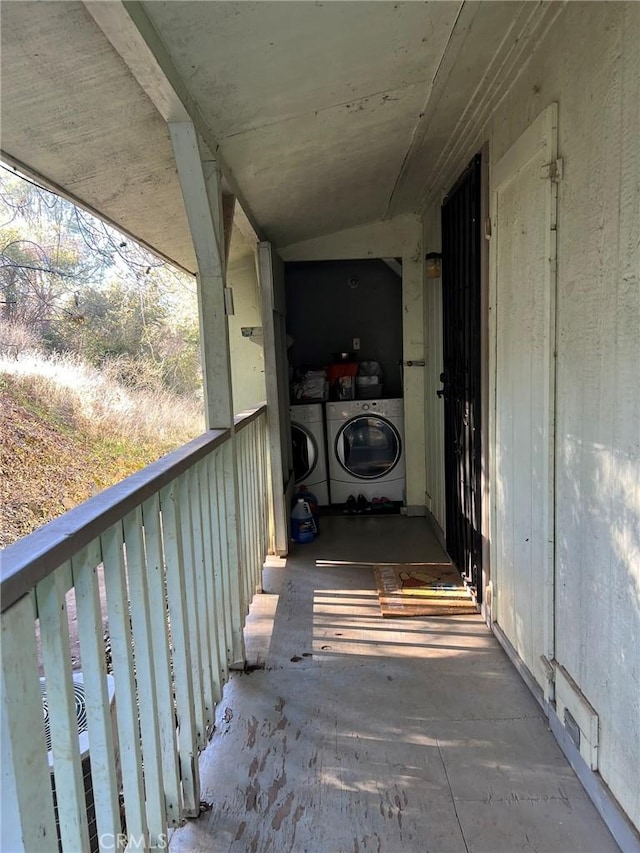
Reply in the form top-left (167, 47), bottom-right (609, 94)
top-left (490, 105), bottom-right (559, 693)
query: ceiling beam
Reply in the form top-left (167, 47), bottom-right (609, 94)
top-left (83, 0), bottom-right (264, 241)
top-left (0, 152), bottom-right (194, 275)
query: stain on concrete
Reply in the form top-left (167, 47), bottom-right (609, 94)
top-left (247, 716), bottom-right (258, 748)
top-left (259, 748), bottom-right (270, 772)
top-left (271, 791), bottom-right (294, 830)
top-left (246, 779), bottom-right (260, 812)
top-left (267, 769), bottom-right (287, 808)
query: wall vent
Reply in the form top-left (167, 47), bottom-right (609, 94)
top-left (554, 663), bottom-right (599, 770)
top-left (564, 708), bottom-right (581, 751)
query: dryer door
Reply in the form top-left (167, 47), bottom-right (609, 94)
top-left (336, 416), bottom-right (401, 479)
top-left (291, 423), bottom-right (318, 483)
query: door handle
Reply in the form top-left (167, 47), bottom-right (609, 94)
top-left (437, 371), bottom-right (448, 399)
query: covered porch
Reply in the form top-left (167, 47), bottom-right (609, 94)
top-left (1, 1), bottom-right (639, 851)
top-left (171, 516), bottom-right (617, 853)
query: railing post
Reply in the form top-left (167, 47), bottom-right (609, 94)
top-left (223, 439), bottom-right (247, 665)
top-left (140, 495), bottom-right (183, 825)
top-left (123, 508), bottom-right (167, 843)
top-left (1, 595), bottom-right (58, 853)
top-left (158, 482), bottom-right (200, 817)
top-left (74, 542), bottom-right (123, 843)
top-left (101, 523), bottom-right (149, 844)
top-left (37, 565), bottom-right (91, 853)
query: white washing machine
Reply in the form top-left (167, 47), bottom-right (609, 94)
top-left (326, 399), bottom-right (406, 504)
top-left (289, 403), bottom-right (330, 505)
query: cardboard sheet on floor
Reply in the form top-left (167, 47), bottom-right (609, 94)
top-left (374, 563), bottom-right (476, 617)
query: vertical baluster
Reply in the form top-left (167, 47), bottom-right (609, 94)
top-left (141, 494), bottom-right (182, 825)
top-left (252, 421), bottom-right (265, 592)
top-left (256, 416), bottom-right (267, 560)
top-left (159, 482), bottom-right (200, 816)
top-left (215, 448), bottom-right (234, 665)
top-left (188, 464), bottom-right (216, 731)
top-left (248, 426), bottom-right (259, 596)
top-left (237, 430), bottom-right (250, 615)
top-left (37, 564), bottom-right (91, 853)
top-left (198, 458), bottom-right (222, 705)
top-left (260, 416), bottom-right (270, 559)
top-left (207, 451), bottom-right (229, 684)
top-left (123, 507), bottom-right (166, 843)
top-left (263, 415), bottom-right (276, 555)
top-left (176, 472), bottom-right (206, 749)
top-left (245, 428), bottom-right (256, 601)
top-left (101, 523), bottom-right (148, 844)
top-left (74, 541), bottom-right (122, 847)
top-left (223, 438), bottom-right (245, 665)
top-left (243, 426), bottom-right (256, 598)
top-left (250, 421), bottom-right (262, 593)
top-left (1, 595), bottom-right (58, 852)
top-left (260, 418), bottom-right (269, 559)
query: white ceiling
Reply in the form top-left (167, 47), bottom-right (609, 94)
top-left (0, 1), bottom-right (197, 270)
top-left (142, 0), bottom-right (462, 244)
top-left (0, 1), bottom-right (555, 269)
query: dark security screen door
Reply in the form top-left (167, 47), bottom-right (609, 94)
top-left (336, 417), bottom-right (401, 479)
top-left (441, 154), bottom-right (483, 600)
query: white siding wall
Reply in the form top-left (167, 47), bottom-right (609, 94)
top-left (423, 2), bottom-right (639, 826)
top-left (227, 253), bottom-right (266, 414)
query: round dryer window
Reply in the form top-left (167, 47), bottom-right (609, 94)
top-left (336, 416), bottom-right (401, 479)
top-left (291, 423), bottom-right (318, 483)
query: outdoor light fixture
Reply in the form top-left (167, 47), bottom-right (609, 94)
top-left (425, 252), bottom-right (442, 279)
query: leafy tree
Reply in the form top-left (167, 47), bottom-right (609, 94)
top-left (0, 164), bottom-right (202, 396)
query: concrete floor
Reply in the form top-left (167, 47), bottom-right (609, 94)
top-left (170, 516), bottom-right (618, 853)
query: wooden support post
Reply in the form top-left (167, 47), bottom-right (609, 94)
top-left (169, 122), bottom-right (233, 430)
top-left (169, 121), bottom-right (246, 665)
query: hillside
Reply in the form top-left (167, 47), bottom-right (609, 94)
top-left (0, 355), bottom-right (204, 548)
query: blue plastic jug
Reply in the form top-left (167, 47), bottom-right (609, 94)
top-left (291, 498), bottom-right (315, 544)
top-left (295, 485), bottom-right (320, 534)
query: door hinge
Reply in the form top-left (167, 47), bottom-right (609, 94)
top-left (540, 158), bottom-right (563, 182)
top-left (484, 217), bottom-right (492, 240)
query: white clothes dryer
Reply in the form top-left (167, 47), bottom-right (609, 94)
top-left (326, 398), bottom-right (405, 504)
top-left (289, 403), bottom-right (330, 505)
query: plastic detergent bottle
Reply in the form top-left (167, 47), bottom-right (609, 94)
top-left (296, 485), bottom-right (320, 533)
top-left (291, 498), bottom-right (315, 544)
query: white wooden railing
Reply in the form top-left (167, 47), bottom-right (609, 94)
top-left (0, 405), bottom-right (271, 852)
